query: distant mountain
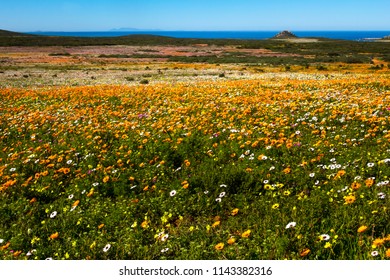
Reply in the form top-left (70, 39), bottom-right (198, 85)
top-left (271, 30), bottom-right (298, 39)
top-left (110, 28), bottom-right (162, 31)
top-left (0, 29), bottom-right (35, 37)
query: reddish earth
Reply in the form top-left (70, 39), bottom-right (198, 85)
top-left (0, 45), bottom-right (299, 65)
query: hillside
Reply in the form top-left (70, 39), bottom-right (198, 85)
top-left (0, 29), bottom-right (35, 37)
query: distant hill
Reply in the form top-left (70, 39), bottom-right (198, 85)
top-left (271, 30), bottom-right (298, 39)
top-left (0, 29), bottom-right (35, 37)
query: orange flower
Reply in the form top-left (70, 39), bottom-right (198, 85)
top-left (372, 238), bottom-right (385, 247)
top-left (227, 237), bottom-right (236, 245)
top-left (181, 181), bottom-right (190, 189)
top-left (0, 242), bottom-right (10, 250)
top-left (50, 232), bottom-right (59, 239)
top-left (231, 208), bottom-right (239, 216)
top-left (86, 188), bottom-right (94, 197)
top-left (215, 242), bottom-right (224, 250)
top-left (365, 178), bottom-right (374, 187)
top-left (12, 250), bottom-right (22, 257)
top-left (212, 221), bottom-right (221, 228)
top-left (29, 197), bottom-right (37, 204)
top-left (141, 220), bottom-right (149, 229)
top-left (283, 167), bottom-right (291, 174)
top-left (300, 248), bottom-right (310, 257)
top-left (241, 229), bottom-right (251, 238)
top-left (351, 181), bottom-right (361, 190)
top-left (98, 223), bottom-right (105, 229)
top-left (103, 175), bottom-right (110, 183)
top-left (357, 225), bottom-right (368, 233)
top-left (72, 200), bottom-right (80, 207)
top-left (386, 248), bottom-right (390, 258)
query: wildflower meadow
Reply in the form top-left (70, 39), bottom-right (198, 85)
top-left (1, 68), bottom-right (390, 260)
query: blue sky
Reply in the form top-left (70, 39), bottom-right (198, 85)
top-left (2, 0), bottom-right (390, 32)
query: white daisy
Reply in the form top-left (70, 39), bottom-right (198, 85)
top-left (371, 251), bottom-right (379, 257)
top-left (161, 248), bottom-right (169, 253)
top-left (285, 222), bottom-right (296, 229)
top-left (50, 211), bottom-right (57, 218)
top-left (160, 234), bottom-right (169, 242)
top-left (378, 192), bottom-right (386, 199)
top-left (219, 192), bottom-right (226, 198)
top-left (103, 244), bottom-right (111, 252)
top-left (170, 190), bottom-right (177, 197)
top-left (320, 234), bottom-right (330, 241)
top-left (215, 198), bottom-right (222, 203)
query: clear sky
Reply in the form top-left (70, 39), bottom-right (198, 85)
top-left (2, 0), bottom-right (390, 32)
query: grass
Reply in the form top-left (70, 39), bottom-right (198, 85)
top-left (1, 74), bottom-right (390, 260)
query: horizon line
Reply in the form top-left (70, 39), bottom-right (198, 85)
top-left (25, 29), bottom-right (390, 33)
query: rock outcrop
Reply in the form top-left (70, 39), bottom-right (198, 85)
top-left (272, 30), bottom-right (298, 39)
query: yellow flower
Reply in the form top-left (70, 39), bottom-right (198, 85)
top-left (324, 242), bottom-right (332, 249)
top-left (344, 194), bottom-right (356, 204)
top-left (103, 176), bottom-right (110, 183)
top-left (90, 241), bottom-right (96, 249)
top-left (272, 203), bottom-right (280, 209)
top-left (357, 225), bottom-right (368, 233)
top-left (231, 208), bottom-right (239, 216)
top-left (241, 229), bottom-right (251, 238)
top-left (215, 242), bottom-right (224, 250)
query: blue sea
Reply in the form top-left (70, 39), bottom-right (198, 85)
top-left (27, 31), bottom-right (390, 41)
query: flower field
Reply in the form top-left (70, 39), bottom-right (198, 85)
top-left (1, 72), bottom-right (390, 260)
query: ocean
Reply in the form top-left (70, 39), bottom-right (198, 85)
top-left (27, 31), bottom-right (390, 41)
